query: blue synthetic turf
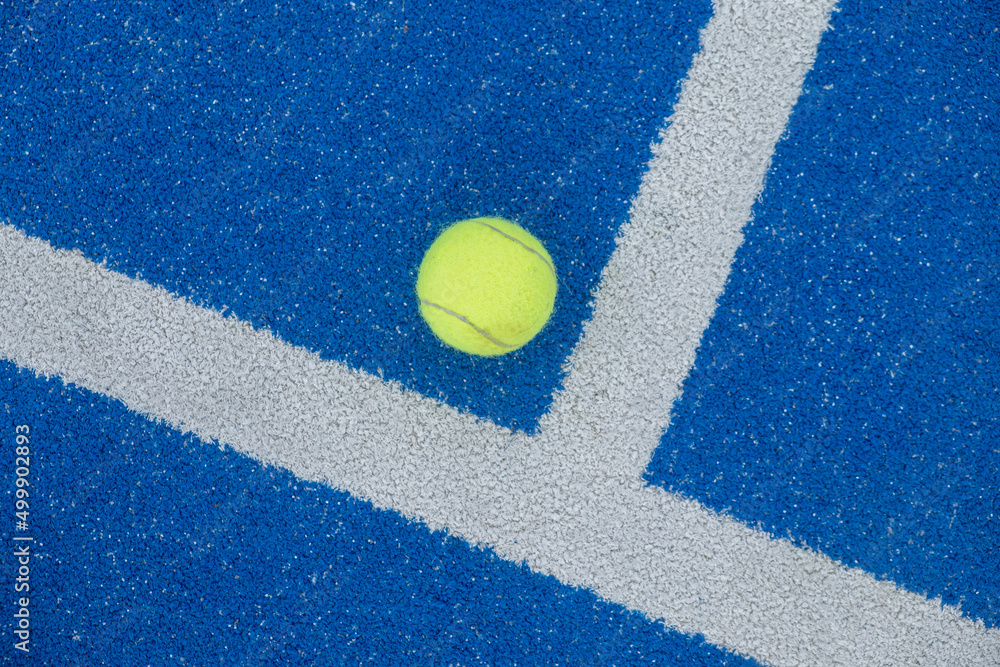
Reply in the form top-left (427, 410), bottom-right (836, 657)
top-left (2, 0), bottom-right (997, 663)
top-left (646, 0), bottom-right (1000, 628)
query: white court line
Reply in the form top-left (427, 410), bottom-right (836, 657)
top-left (2, 0), bottom-right (998, 664)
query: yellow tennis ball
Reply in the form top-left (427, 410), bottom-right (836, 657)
top-left (416, 217), bottom-right (557, 356)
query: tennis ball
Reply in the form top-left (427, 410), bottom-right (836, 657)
top-left (416, 217), bottom-right (557, 356)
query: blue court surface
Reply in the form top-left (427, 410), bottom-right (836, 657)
top-left (1, 0), bottom-right (997, 665)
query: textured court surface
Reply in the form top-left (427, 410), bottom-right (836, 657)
top-left (1, 0), bottom-right (998, 665)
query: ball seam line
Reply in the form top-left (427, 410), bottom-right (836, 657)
top-left (475, 220), bottom-right (556, 277)
top-left (419, 298), bottom-right (517, 350)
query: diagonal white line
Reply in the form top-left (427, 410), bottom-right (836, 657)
top-left (1, 1), bottom-right (998, 666)
top-left (2, 224), bottom-right (997, 666)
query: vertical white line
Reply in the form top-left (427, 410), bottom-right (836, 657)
top-left (541, 0), bottom-right (841, 480)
